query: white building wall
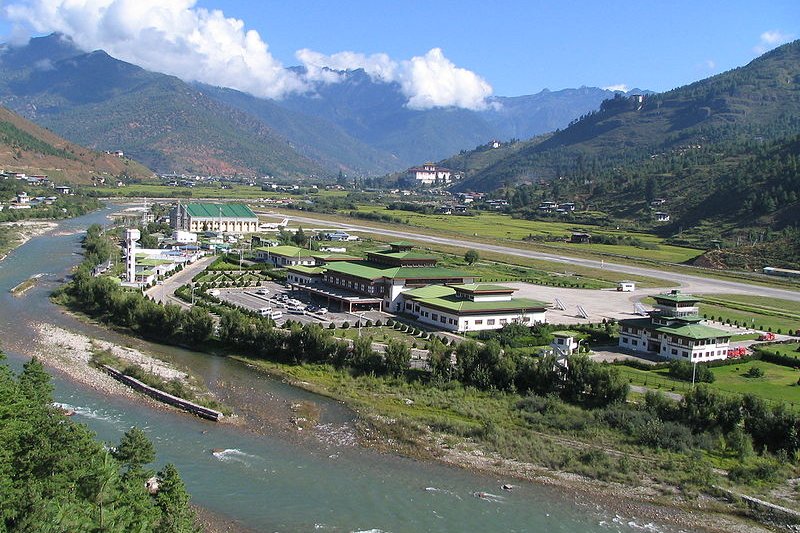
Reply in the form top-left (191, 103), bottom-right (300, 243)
top-left (413, 304), bottom-right (546, 332)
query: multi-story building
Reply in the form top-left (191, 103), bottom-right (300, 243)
top-left (170, 202), bottom-right (259, 234)
top-left (618, 290), bottom-right (730, 362)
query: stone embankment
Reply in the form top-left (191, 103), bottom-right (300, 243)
top-left (102, 365), bottom-right (223, 421)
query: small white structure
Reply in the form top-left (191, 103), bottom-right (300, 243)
top-left (654, 212), bottom-right (670, 222)
top-left (125, 229), bottom-right (141, 284)
top-left (617, 281), bottom-right (635, 292)
top-left (551, 331), bottom-right (580, 356)
top-left (172, 230), bottom-right (198, 243)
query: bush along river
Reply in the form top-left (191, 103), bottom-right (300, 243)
top-left (0, 206), bottom-right (685, 532)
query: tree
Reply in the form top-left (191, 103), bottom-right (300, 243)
top-left (383, 340), bottom-right (411, 376)
top-left (464, 249), bottom-right (479, 265)
top-left (112, 427), bottom-right (155, 472)
top-left (18, 357), bottom-right (53, 405)
top-left (292, 227), bottom-right (308, 247)
top-left (155, 464), bottom-right (197, 533)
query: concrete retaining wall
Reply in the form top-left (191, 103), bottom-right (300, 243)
top-left (102, 365), bottom-right (223, 421)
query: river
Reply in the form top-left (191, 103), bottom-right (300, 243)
top-left (0, 206), bottom-right (676, 532)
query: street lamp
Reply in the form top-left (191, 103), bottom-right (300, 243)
top-left (191, 285), bottom-right (196, 305)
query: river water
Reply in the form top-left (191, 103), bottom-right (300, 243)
top-left (0, 207), bottom-right (673, 532)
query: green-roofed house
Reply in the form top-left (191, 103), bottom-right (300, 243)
top-left (319, 243), bottom-right (476, 312)
top-left (618, 290), bottom-right (730, 362)
top-left (171, 202), bottom-right (258, 234)
top-left (400, 283), bottom-right (548, 332)
top-left (255, 245), bottom-right (316, 267)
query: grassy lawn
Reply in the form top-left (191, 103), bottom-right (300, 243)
top-left (350, 206), bottom-right (703, 263)
top-left (698, 304), bottom-right (799, 333)
top-left (640, 295), bottom-right (800, 333)
top-left (332, 326), bottom-right (427, 347)
top-left (616, 361), bottom-right (800, 408)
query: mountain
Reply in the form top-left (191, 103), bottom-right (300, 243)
top-left (0, 103), bottom-right (152, 183)
top-left (194, 83), bottom-right (401, 175)
top-left (0, 33), bottom-right (644, 177)
top-left (0, 34), bottom-right (329, 178)
top-left (451, 41), bottom-right (800, 192)
top-left (443, 41), bottom-right (800, 251)
top-left (277, 69), bottom-right (633, 166)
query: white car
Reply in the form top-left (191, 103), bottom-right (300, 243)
top-left (256, 288), bottom-right (270, 295)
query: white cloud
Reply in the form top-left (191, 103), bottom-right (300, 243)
top-left (4, 0), bottom-right (494, 109)
top-left (296, 48), bottom-right (397, 83)
top-left (704, 59), bottom-right (716, 70)
top-left (4, 0), bottom-right (307, 99)
top-left (602, 84), bottom-right (629, 92)
top-left (297, 47), bottom-right (493, 110)
top-left (754, 30), bottom-right (794, 54)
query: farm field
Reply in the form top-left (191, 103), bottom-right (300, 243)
top-left (615, 360), bottom-right (800, 408)
top-left (350, 206), bottom-right (703, 264)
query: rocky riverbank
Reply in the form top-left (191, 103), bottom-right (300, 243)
top-left (0, 221), bottom-right (58, 261)
top-left (27, 323), bottom-right (229, 420)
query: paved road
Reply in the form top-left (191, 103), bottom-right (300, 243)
top-left (260, 212), bottom-right (800, 302)
top-left (146, 255), bottom-right (215, 308)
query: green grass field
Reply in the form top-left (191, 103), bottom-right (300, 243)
top-left (350, 206), bottom-right (703, 263)
top-left (332, 326), bottom-right (426, 347)
top-left (698, 304), bottom-right (799, 333)
top-left (615, 361), bottom-right (800, 408)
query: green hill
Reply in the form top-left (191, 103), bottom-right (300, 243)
top-left (0, 36), bottom-right (327, 178)
top-left (0, 104), bottom-right (153, 183)
top-left (441, 41), bottom-right (800, 268)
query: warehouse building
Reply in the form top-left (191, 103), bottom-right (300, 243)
top-left (170, 202), bottom-right (259, 234)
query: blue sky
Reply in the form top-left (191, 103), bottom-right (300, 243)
top-left (2, 0), bottom-right (798, 107)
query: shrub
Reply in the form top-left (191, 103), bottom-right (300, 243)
top-left (328, 323), bottom-right (336, 330)
top-left (744, 366), bottom-right (765, 378)
top-left (375, 319), bottom-right (382, 327)
top-left (341, 321), bottom-right (350, 329)
top-left (728, 458), bottom-right (785, 486)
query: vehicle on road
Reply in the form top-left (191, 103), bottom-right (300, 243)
top-left (758, 332), bottom-right (776, 341)
top-left (256, 288), bottom-right (270, 295)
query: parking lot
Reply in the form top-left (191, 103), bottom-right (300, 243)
top-left (215, 282), bottom-right (389, 327)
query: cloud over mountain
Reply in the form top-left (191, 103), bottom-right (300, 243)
top-left (297, 47), bottom-right (494, 111)
top-left (4, 0), bottom-right (493, 109)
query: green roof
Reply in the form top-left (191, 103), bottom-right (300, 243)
top-left (449, 283), bottom-right (516, 293)
top-left (656, 323), bottom-right (730, 340)
top-left (368, 250), bottom-right (437, 261)
top-left (552, 330), bottom-right (582, 337)
top-left (653, 291), bottom-right (700, 304)
top-left (259, 245), bottom-right (313, 258)
top-left (402, 285), bottom-right (457, 299)
top-left (138, 258), bottom-right (171, 266)
top-left (185, 203), bottom-right (256, 219)
top-left (324, 261), bottom-right (473, 281)
top-left (287, 265), bottom-right (326, 275)
top-left (388, 241), bottom-right (416, 247)
top-left (310, 252), bottom-right (361, 261)
top-left (413, 296), bottom-right (549, 314)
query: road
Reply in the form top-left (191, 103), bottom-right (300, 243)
top-left (261, 212), bottom-right (800, 302)
top-left (146, 255), bottom-right (216, 308)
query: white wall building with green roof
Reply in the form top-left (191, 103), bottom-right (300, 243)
top-left (401, 284), bottom-right (548, 332)
top-left (171, 202), bottom-right (258, 234)
top-left (618, 290), bottom-right (730, 362)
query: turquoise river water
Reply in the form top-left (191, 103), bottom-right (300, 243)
top-left (0, 207), bottom-right (679, 532)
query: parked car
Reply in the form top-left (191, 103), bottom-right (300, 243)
top-left (758, 332), bottom-right (776, 341)
top-left (256, 288), bottom-right (269, 295)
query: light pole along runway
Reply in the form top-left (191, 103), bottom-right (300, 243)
top-left (262, 211), bottom-right (800, 303)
